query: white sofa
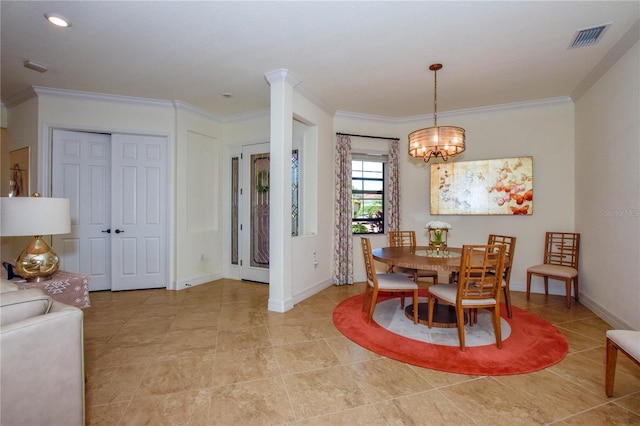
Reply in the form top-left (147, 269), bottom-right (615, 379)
top-left (0, 279), bottom-right (85, 425)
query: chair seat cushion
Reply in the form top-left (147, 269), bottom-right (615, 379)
top-left (527, 264), bottom-right (577, 278)
top-left (606, 330), bottom-right (640, 362)
top-left (428, 284), bottom-right (496, 306)
top-left (375, 273), bottom-right (418, 291)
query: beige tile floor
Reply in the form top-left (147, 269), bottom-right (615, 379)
top-left (83, 279), bottom-right (640, 425)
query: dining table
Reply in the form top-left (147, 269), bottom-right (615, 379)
top-left (371, 245), bottom-right (464, 328)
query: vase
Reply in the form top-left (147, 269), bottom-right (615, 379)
top-left (428, 228), bottom-right (448, 256)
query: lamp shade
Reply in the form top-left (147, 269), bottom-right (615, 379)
top-left (0, 196), bottom-right (71, 237)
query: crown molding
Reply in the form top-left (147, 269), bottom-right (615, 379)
top-left (32, 86), bottom-right (174, 108)
top-left (3, 87), bottom-right (38, 108)
top-left (173, 100), bottom-right (224, 122)
top-left (223, 108), bottom-right (270, 123)
top-left (294, 84), bottom-right (336, 117)
top-left (8, 86), bottom-right (225, 122)
top-left (403, 96), bottom-right (573, 123)
top-left (337, 96), bottom-right (573, 124)
top-left (264, 68), bottom-right (301, 87)
top-left (571, 18), bottom-right (640, 101)
top-left (264, 68), bottom-right (336, 117)
top-left (334, 110), bottom-right (401, 123)
top-left (3, 86), bottom-right (573, 125)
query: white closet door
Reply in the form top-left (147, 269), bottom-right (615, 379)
top-left (110, 134), bottom-right (168, 291)
top-left (52, 130), bottom-right (168, 291)
top-left (52, 130), bottom-right (112, 291)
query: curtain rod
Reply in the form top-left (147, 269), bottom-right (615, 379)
top-left (336, 132), bottom-right (400, 141)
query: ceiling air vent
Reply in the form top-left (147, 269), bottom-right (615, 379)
top-left (569, 24), bottom-right (610, 49)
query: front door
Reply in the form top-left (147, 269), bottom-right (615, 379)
top-left (240, 143), bottom-right (270, 283)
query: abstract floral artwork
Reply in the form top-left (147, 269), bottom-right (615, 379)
top-left (430, 156), bottom-right (533, 215)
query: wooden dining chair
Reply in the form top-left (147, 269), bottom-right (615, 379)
top-left (427, 244), bottom-right (506, 351)
top-left (360, 237), bottom-right (419, 324)
top-left (488, 234), bottom-right (516, 318)
top-left (526, 232), bottom-right (580, 308)
top-left (388, 230), bottom-right (438, 285)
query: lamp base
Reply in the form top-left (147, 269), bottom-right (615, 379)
top-left (15, 236), bottom-right (60, 282)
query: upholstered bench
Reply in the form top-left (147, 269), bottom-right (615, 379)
top-left (605, 329), bottom-right (640, 397)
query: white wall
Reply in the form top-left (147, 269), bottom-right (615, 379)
top-left (575, 40), bottom-right (640, 330)
top-left (289, 91), bottom-right (335, 301)
top-left (3, 90), bottom-right (227, 291)
top-left (221, 93), bottom-right (336, 304)
top-left (174, 105), bottom-right (224, 289)
top-left (1, 97), bottom-right (40, 260)
top-left (336, 99), bottom-right (576, 294)
top-left (0, 99), bottom-right (39, 260)
top-left (3, 97), bottom-right (38, 196)
top-left (221, 112), bottom-right (271, 280)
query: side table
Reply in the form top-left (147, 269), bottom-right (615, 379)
top-left (2, 264), bottom-right (91, 308)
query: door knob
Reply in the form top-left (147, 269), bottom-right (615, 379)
top-left (114, 229), bottom-right (124, 234)
top-left (102, 229), bottom-right (111, 233)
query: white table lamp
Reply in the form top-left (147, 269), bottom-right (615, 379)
top-left (0, 193), bottom-right (71, 282)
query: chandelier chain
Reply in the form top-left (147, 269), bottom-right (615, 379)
top-left (433, 67), bottom-right (438, 127)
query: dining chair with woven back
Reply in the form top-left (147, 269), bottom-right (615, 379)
top-left (388, 230), bottom-right (438, 285)
top-left (427, 244), bottom-right (506, 351)
top-left (488, 234), bottom-right (516, 318)
top-left (360, 237), bottom-right (419, 324)
top-left (526, 232), bottom-right (580, 308)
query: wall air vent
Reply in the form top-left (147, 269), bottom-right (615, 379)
top-left (569, 24), bottom-right (611, 49)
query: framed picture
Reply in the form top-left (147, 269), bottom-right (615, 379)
top-left (430, 156), bottom-right (533, 215)
top-left (9, 147), bottom-right (30, 197)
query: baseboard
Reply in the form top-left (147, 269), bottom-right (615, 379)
top-left (268, 297), bottom-right (295, 313)
top-left (577, 294), bottom-right (634, 330)
top-left (174, 273), bottom-right (222, 291)
top-left (510, 281), bottom-right (570, 297)
top-left (292, 278), bottom-right (334, 305)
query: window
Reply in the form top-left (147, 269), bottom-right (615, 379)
top-left (352, 157), bottom-right (385, 234)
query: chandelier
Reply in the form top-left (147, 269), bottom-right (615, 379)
top-left (408, 64), bottom-right (466, 162)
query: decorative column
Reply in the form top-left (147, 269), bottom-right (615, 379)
top-left (264, 68), bottom-right (300, 312)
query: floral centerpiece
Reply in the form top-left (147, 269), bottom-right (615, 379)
top-left (425, 221), bottom-right (452, 251)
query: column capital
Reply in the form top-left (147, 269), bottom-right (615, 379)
top-left (264, 68), bottom-right (301, 87)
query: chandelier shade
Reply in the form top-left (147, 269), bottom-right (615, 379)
top-left (408, 64), bottom-right (466, 162)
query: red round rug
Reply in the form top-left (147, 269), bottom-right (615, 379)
top-left (333, 291), bottom-right (568, 376)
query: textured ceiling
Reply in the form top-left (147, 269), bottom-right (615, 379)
top-left (1, 1), bottom-right (638, 118)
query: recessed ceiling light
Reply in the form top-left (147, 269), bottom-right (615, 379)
top-left (44, 13), bottom-right (71, 28)
top-left (221, 92), bottom-right (233, 98)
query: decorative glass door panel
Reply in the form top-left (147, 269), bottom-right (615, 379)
top-left (251, 153), bottom-right (270, 268)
